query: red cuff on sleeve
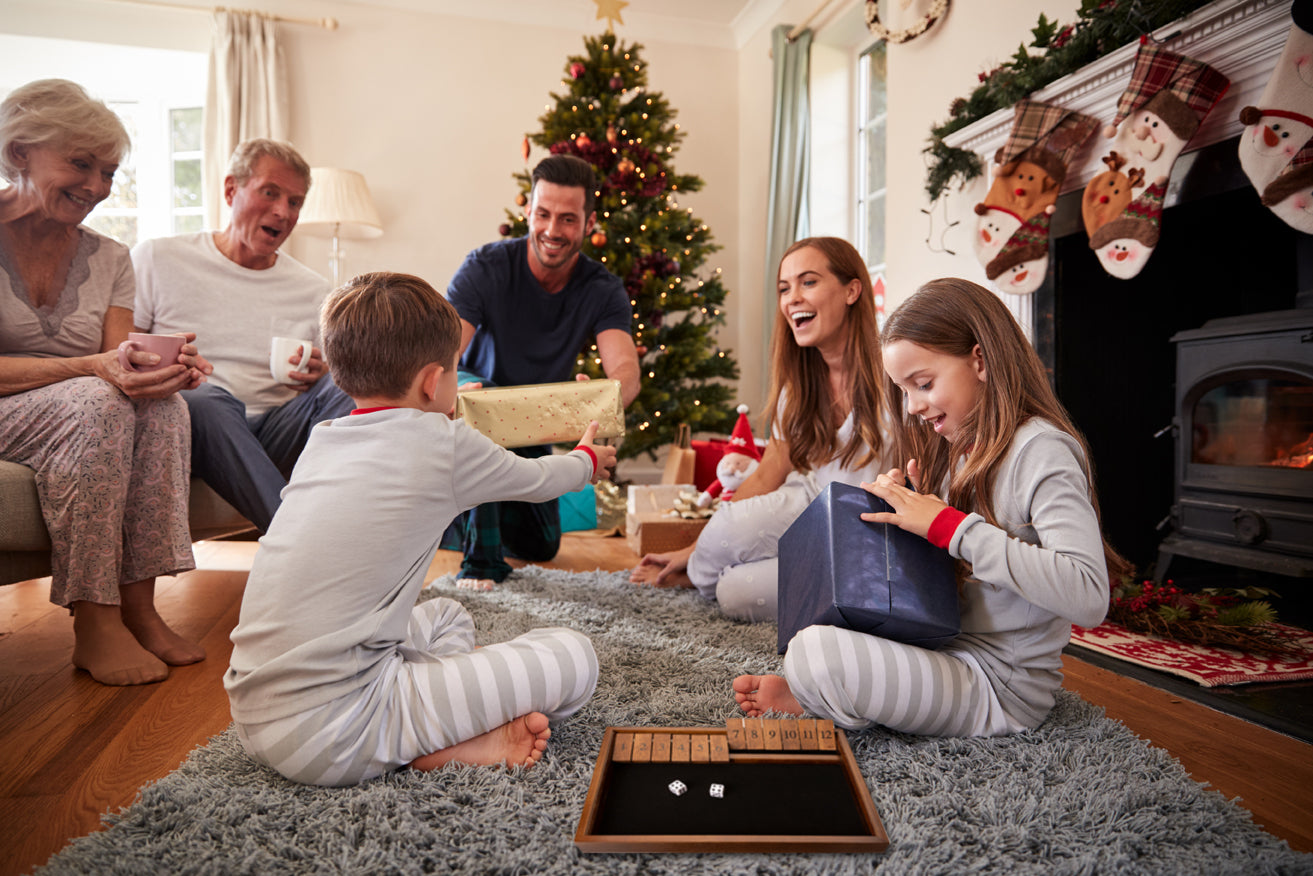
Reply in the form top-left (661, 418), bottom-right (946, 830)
top-left (927, 507), bottom-right (967, 549)
top-left (574, 445), bottom-right (598, 478)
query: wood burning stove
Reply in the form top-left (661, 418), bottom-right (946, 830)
top-left (1157, 308), bottom-right (1313, 580)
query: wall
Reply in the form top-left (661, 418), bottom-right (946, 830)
top-left (1, 0), bottom-right (1082, 416)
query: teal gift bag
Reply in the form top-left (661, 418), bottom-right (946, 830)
top-left (559, 484), bottom-right (598, 532)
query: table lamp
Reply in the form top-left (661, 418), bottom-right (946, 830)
top-left (296, 167), bottom-right (383, 287)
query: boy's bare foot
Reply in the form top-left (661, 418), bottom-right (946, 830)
top-left (733, 674), bottom-right (805, 718)
top-left (71, 602), bottom-right (168, 686)
top-left (456, 578), bottom-right (495, 591)
top-left (410, 712), bottom-right (551, 771)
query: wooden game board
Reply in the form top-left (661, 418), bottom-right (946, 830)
top-left (574, 718), bottom-right (889, 854)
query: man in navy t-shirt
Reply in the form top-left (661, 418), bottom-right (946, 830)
top-left (445, 154), bottom-right (640, 589)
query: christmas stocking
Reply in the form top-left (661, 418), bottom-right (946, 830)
top-left (1239, 0), bottom-right (1313, 232)
top-left (985, 205), bottom-right (1054, 294)
top-left (973, 99), bottom-right (1099, 294)
top-left (1088, 38), bottom-right (1230, 278)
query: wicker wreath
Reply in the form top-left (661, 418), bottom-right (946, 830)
top-left (864, 0), bottom-right (949, 44)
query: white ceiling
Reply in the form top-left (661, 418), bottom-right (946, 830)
top-left (336, 0), bottom-right (794, 49)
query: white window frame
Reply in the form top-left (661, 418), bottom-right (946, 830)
top-left (855, 40), bottom-right (887, 284)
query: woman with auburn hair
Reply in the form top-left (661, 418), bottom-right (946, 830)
top-left (0, 79), bottom-right (211, 685)
top-left (630, 237), bottom-right (889, 621)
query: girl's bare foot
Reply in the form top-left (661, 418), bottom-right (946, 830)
top-left (456, 578), bottom-right (495, 591)
top-left (71, 601), bottom-right (168, 686)
top-left (119, 579), bottom-right (205, 665)
top-left (410, 712), bottom-right (551, 771)
top-left (733, 674), bottom-right (805, 717)
top-left (629, 547), bottom-right (695, 589)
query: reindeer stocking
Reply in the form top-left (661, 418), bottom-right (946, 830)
top-left (973, 99), bottom-right (1099, 294)
top-left (1087, 38), bottom-right (1230, 278)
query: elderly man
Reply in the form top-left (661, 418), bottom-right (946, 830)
top-left (445, 153), bottom-right (640, 589)
top-left (132, 138), bottom-right (353, 532)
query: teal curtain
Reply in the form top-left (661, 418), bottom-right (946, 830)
top-left (762, 24), bottom-right (812, 375)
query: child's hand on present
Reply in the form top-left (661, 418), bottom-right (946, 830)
top-left (860, 463), bottom-right (949, 540)
top-left (576, 421), bottom-right (617, 483)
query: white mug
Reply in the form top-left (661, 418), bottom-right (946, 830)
top-left (270, 336), bottom-right (313, 384)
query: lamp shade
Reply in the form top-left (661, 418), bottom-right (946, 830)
top-left (297, 167), bottom-right (383, 239)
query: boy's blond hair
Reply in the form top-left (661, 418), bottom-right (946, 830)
top-left (321, 272), bottom-right (463, 399)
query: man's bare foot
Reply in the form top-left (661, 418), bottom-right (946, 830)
top-left (733, 674), bottom-right (805, 718)
top-left (456, 578), bottom-right (495, 591)
top-left (410, 712), bottom-right (551, 771)
top-left (71, 601), bottom-right (168, 685)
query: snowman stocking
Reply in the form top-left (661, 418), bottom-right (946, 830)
top-left (972, 99), bottom-right (1099, 292)
top-left (1087, 37), bottom-right (1230, 278)
top-left (1239, 0), bottom-right (1313, 233)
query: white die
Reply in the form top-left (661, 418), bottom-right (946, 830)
top-left (709, 783), bottom-right (725, 798)
top-left (668, 780), bottom-right (687, 796)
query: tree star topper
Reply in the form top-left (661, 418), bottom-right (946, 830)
top-left (594, 0), bottom-right (628, 29)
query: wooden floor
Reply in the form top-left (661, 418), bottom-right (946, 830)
top-left (1, 534), bottom-right (1310, 876)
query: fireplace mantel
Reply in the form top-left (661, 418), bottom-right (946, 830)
top-left (942, 0), bottom-right (1292, 200)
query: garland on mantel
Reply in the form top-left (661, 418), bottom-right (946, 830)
top-left (924, 0), bottom-right (1219, 202)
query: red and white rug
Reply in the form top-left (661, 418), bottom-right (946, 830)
top-left (1069, 621), bottom-right (1313, 687)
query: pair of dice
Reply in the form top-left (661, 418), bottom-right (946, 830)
top-left (669, 780), bottom-right (724, 798)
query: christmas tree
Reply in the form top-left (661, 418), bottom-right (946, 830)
top-left (500, 31), bottom-right (739, 461)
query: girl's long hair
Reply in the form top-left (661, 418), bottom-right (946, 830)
top-left (881, 278), bottom-right (1132, 584)
top-left (765, 238), bottom-right (885, 473)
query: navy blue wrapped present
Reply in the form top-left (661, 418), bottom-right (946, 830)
top-left (777, 482), bottom-right (960, 654)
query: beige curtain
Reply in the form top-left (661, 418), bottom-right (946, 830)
top-left (203, 10), bottom-right (288, 230)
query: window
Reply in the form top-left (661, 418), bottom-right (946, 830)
top-left (856, 41), bottom-right (887, 282)
top-left (0, 34), bottom-right (206, 249)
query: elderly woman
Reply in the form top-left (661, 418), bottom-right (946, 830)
top-left (0, 79), bottom-right (211, 685)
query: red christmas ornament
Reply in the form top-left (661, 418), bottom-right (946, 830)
top-left (590, 230), bottom-right (607, 247)
top-left (616, 157), bottom-right (635, 174)
top-left (606, 123), bottom-right (618, 145)
top-left (570, 61), bottom-right (586, 79)
top-left (520, 136), bottom-right (530, 163)
top-left (499, 223), bottom-right (512, 236)
top-left (609, 74), bottom-right (623, 90)
top-left (515, 193), bottom-right (527, 207)
top-left (576, 132), bottom-right (592, 148)
top-left (636, 344), bottom-right (648, 356)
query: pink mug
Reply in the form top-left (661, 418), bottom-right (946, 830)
top-left (117, 332), bottom-right (185, 373)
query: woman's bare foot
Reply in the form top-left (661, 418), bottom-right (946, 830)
top-left (629, 546), bottom-right (694, 589)
top-left (71, 601), bottom-right (168, 685)
top-left (733, 674), bottom-right (805, 717)
top-left (119, 579), bottom-right (205, 666)
top-left (456, 578), bottom-right (495, 591)
top-left (410, 712), bottom-right (551, 771)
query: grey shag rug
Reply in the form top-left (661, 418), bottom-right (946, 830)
top-left (39, 566), bottom-right (1313, 875)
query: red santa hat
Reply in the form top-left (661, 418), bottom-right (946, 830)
top-left (725, 404), bottom-right (761, 461)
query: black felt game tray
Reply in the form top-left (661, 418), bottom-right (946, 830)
top-left (574, 720), bottom-right (889, 854)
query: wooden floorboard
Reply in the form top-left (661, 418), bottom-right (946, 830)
top-left (0, 534), bottom-right (1308, 876)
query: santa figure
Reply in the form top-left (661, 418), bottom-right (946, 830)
top-left (697, 404), bottom-right (761, 508)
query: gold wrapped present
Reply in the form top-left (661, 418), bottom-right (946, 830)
top-left (455, 380), bottom-right (625, 449)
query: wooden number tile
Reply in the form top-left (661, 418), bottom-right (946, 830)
top-left (690, 734), bottom-right (710, 763)
top-left (780, 719), bottom-right (802, 750)
top-left (709, 734), bottom-right (730, 763)
top-left (761, 718), bottom-right (783, 751)
top-left (744, 718), bottom-right (765, 750)
top-left (670, 733), bottom-right (691, 762)
top-left (612, 732), bottom-right (634, 762)
top-left (816, 720), bottom-right (837, 751)
top-left (797, 718), bottom-right (819, 750)
top-left (651, 732), bottom-right (672, 763)
top-left (725, 717), bottom-right (747, 750)
top-left (632, 732), bottom-right (653, 763)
